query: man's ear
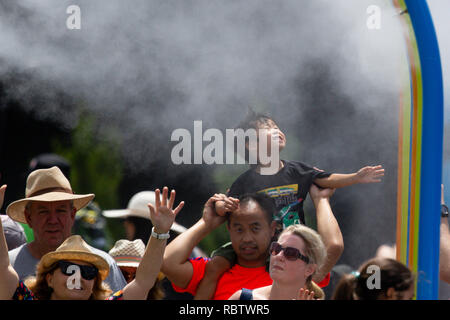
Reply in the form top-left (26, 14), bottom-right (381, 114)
top-left (46, 272), bottom-right (54, 289)
top-left (270, 221), bottom-right (277, 238)
top-left (70, 206), bottom-right (77, 220)
top-left (24, 204), bottom-right (33, 228)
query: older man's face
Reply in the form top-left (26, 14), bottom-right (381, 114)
top-left (227, 199), bottom-right (276, 268)
top-left (25, 200), bottom-right (76, 250)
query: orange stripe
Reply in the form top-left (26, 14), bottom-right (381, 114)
top-left (396, 84), bottom-right (404, 262)
top-left (408, 49), bottom-right (419, 270)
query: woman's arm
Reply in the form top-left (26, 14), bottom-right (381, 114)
top-left (0, 185), bottom-right (20, 300)
top-left (122, 187), bottom-right (184, 300)
top-left (309, 184), bottom-right (344, 283)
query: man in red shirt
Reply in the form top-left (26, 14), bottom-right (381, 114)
top-left (162, 185), bottom-right (342, 300)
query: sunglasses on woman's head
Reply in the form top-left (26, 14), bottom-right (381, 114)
top-left (270, 242), bottom-right (310, 263)
top-left (57, 261), bottom-right (99, 280)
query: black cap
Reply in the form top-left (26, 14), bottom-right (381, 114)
top-left (29, 153), bottom-right (71, 180)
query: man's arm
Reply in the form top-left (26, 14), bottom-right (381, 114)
top-left (0, 184), bottom-right (20, 300)
top-left (161, 194), bottom-right (227, 289)
top-left (315, 165), bottom-right (384, 189)
top-left (309, 184), bottom-right (344, 283)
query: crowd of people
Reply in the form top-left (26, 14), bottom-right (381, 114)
top-left (0, 110), bottom-right (448, 300)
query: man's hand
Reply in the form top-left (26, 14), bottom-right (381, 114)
top-left (0, 184), bottom-right (6, 210)
top-left (309, 184), bottom-right (335, 203)
top-left (148, 187), bottom-right (184, 234)
top-left (355, 165), bottom-right (385, 183)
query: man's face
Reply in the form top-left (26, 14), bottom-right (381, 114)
top-left (25, 200), bottom-right (76, 250)
top-left (227, 199), bottom-right (276, 268)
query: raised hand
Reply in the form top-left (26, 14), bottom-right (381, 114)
top-left (298, 288), bottom-right (315, 300)
top-left (202, 194), bottom-right (228, 230)
top-left (0, 184), bottom-right (6, 210)
top-left (309, 183), bottom-right (335, 202)
top-left (147, 187), bottom-right (184, 234)
top-left (355, 165), bottom-right (385, 183)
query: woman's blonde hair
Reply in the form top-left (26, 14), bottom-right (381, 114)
top-left (279, 224), bottom-right (327, 281)
top-left (25, 260), bottom-right (112, 300)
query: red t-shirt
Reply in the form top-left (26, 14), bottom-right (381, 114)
top-left (172, 257), bottom-right (330, 300)
top-left (172, 257), bottom-right (273, 300)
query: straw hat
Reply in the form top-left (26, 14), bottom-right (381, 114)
top-left (108, 239), bottom-right (145, 268)
top-left (39, 235), bottom-right (109, 281)
top-left (6, 166), bottom-right (95, 224)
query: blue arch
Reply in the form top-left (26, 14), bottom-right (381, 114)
top-left (405, 0), bottom-right (444, 300)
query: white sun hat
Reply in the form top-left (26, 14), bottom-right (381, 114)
top-left (102, 190), bottom-right (188, 233)
top-left (102, 191), bottom-right (155, 220)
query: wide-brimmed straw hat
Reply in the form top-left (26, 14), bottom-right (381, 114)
top-left (39, 235), bottom-right (109, 281)
top-left (6, 166), bottom-right (95, 224)
top-left (108, 239), bottom-right (145, 268)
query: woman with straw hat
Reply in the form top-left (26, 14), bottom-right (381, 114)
top-left (0, 184), bottom-right (184, 300)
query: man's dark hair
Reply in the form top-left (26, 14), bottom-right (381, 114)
top-left (228, 192), bottom-right (275, 226)
top-left (125, 216), bottom-right (153, 246)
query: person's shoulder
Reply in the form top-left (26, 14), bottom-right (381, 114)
top-left (87, 244), bottom-right (116, 265)
top-left (252, 286), bottom-right (270, 300)
top-left (228, 167), bottom-right (255, 196)
top-left (283, 160), bottom-right (318, 173)
top-left (8, 243), bottom-right (28, 261)
top-left (232, 167), bottom-right (255, 182)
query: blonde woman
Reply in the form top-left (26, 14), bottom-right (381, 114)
top-left (0, 185), bottom-right (183, 300)
top-left (229, 224), bottom-right (327, 300)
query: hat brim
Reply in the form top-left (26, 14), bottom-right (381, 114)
top-left (6, 192), bottom-right (95, 224)
top-left (116, 261), bottom-right (140, 268)
top-left (40, 250), bottom-right (109, 282)
top-left (102, 208), bottom-right (149, 220)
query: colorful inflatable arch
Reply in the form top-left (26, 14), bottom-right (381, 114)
top-left (394, 0), bottom-right (443, 299)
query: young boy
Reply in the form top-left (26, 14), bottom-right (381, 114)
top-left (193, 110), bottom-right (384, 300)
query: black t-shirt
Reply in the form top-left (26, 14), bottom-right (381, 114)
top-left (227, 160), bottom-right (331, 227)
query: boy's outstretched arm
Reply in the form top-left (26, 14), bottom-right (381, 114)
top-left (314, 165), bottom-right (384, 189)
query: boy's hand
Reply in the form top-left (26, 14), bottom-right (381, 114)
top-left (355, 165), bottom-right (384, 183)
top-left (215, 196), bottom-right (239, 216)
top-left (203, 194), bottom-right (228, 230)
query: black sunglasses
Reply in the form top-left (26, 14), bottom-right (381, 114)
top-left (57, 260), bottom-right (99, 280)
top-left (270, 242), bottom-right (310, 263)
